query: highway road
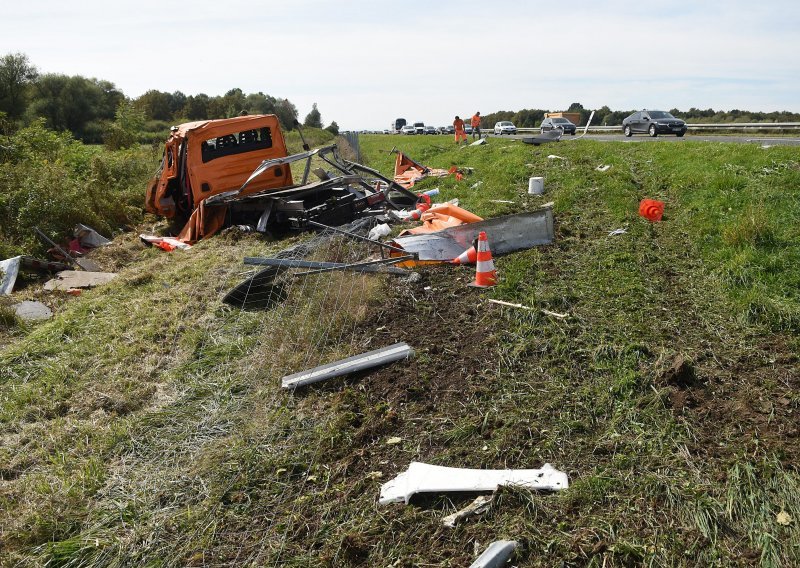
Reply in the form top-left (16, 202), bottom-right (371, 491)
top-left (490, 133), bottom-right (800, 146)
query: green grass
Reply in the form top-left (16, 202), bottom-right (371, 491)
top-left (1, 135), bottom-right (799, 566)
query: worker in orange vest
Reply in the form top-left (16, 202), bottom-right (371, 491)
top-left (471, 112), bottom-right (482, 140)
top-left (453, 116), bottom-right (467, 144)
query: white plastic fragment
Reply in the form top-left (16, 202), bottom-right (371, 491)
top-left (470, 138), bottom-right (487, 146)
top-left (595, 164), bottom-right (612, 172)
top-left (470, 540), bottom-right (518, 568)
top-left (470, 181), bottom-right (484, 189)
top-left (368, 223), bottom-right (392, 240)
top-left (0, 256), bottom-right (22, 295)
top-left (547, 155), bottom-right (565, 160)
top-left (608, 228), bottom-right (627, 236)
top-left (378, 462), bottom-right (568, 505)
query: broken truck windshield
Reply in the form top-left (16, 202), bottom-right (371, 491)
top-left (200, 127), bottom-right (273, 163)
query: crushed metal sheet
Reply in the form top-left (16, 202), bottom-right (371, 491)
top-left (521, 130), bottom-right (563, 146)
top-left (390, 208), bottom-right (554, 263)
top-left (282, 342), bottom-right (414, 389)
top-left (379, 462), bottom-right (568, 505)
top-left (469, 540), bottom-right (519, 568)
top-left (43, 270), bottom-right (118, 291)
top-left (13, 300), bottom-right (53, 321)
top-left (442, 495), bottom-right (493, 528)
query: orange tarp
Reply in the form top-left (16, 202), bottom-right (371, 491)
top-left (177, 201), bottom-right (228, 243)
top-left (401, 204), bottom-right (483, 236)
top-left (393, 152), bottom-right (450, 189)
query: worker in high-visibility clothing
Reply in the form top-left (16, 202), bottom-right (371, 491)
top-left (471, 112), bottom-right (482, 140)
top-left (453, 116), bottom-right (467, 144)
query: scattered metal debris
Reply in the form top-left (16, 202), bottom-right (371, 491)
top-left (469, 540), bottom-right (519, 568)
top-left (12, 300), bottom-right (52, 321)
top-left (521, 130), bottom-right (563, 146)
top-left (390, 209), bottom-right (554, 263)
top-left (43, 270), bottom-right (117, 292)
top-left (393, 152), bottom-right (450, 189)
top-left (442, 495), bottom-right (493, 528)
top-left (379, 462), bottom-right (569, 505)
top-left (282, 342), bottom-right (414, 389)
top-left (34, 227), bottom-right (101, 271)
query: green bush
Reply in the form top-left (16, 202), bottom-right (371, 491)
top-left (0, 120), bottom-right (157, 256)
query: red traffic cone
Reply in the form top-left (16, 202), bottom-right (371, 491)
top-left (639, 199), bottom-right (665, 222)
top-left (451, 245), bottom-right (477, 264)
top-left (469, 232), bottom-right (497, 288)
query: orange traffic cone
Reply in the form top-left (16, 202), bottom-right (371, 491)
top-left (639, 199), bottom-right (665, 222)
top-left (469, 231), bottom-right (497, 288)
top-left (451, 245), bottom-right (477, 264)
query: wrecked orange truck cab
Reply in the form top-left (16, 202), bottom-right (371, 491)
top-left (145, 114), bottom-right (292, 220)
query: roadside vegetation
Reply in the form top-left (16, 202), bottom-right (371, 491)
top-left (1, 133), bottom-right (798, 566)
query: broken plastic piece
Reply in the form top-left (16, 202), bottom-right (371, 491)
top-left (595, 164), bottom-right (612, 172)
top-left (282, 342), bottom-right (414, 389)
top-left (469, 540), bottom-right (518, 568)
top-left (74, 224), bottom-right (111, 248)
top-left (379, 462), bottom-right (568, 505)
top-left (442, 495), bottom-right (493, 528)
top-left (0, 256), bottom-right (21, 295)
top-left (639, 199), bottom-right (665, 222)
top-left (139, 234), bottom-right (192, 251)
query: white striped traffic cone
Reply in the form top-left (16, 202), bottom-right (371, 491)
top-left (469, 231), bottom-right (497, 288)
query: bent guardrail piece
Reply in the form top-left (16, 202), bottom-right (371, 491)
top-left (282, 342), bottom-right (414, 389)
top-left (378, 462), bottom-right (568, 505)
top-left (390, 209), bottom-right (554, 262)
top-left (469, 540), bottom-right (519, 568)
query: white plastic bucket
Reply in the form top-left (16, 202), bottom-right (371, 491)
top-left (528, 177), bottom-right (544, 195)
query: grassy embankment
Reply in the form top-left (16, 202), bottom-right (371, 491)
top-left (1, 132), bottom-right (799, 566)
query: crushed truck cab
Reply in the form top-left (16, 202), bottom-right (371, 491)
top-left (145, 114), bottom-right (292, 219)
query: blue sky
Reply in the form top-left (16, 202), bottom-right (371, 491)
top-left (2, 0), bottom-right (798, 129)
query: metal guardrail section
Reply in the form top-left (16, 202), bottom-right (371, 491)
top-left (514, 122), bottom-right (800, 133)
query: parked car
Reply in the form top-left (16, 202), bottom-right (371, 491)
top-left (444, 125), bottom-right (455, 135)
top-left (413, 122), bottom-right (425, 135)
top-left (465, 125), bottom-right (473, 135)
top-left (493, 121), bottom-right (517, 135)
top-left (540, 117), bottom-right (577, 135)
top-left (401, 125), bottom-right (416, 135)
top-left (622, 110), bottom-right (686, 137)
top-left (423, 125), bottom-right (437, 135)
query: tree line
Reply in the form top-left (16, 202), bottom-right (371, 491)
top-left (484, 102), bottom-right (800, 128)
top-left (0, 53), bottom-right (338, 145)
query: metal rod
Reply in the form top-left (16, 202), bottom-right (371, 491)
top-left (33, 226), bottom-right (77, 266)
top-left (292, 255), bottom-right (414, 277)
top-left (306, 220), bottom-right (409, 254)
